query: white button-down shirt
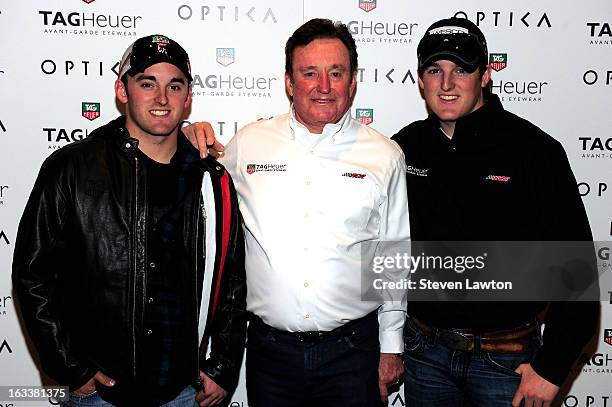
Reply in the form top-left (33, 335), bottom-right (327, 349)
top-left (221, 109), bottom-right (410, 352)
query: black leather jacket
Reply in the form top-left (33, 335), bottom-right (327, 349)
top-left (12, 117), bottom-right (246, 402)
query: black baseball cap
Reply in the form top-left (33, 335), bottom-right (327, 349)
top-left (118, 34), bottom-right (192, 82)
top-left (417, 17), bottom-right (488, 73)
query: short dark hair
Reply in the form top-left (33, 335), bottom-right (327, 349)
top-left (285, 18), bottom-right (358, 78)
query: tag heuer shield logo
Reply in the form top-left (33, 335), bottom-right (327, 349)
top-left (489, 53), bottom-right (508, 72)
top-left (605, 329), bottom-right (612, 347)
top-left (359, 0), bottom-right (377, 12)
top-left (216, 48), bottom-right (235, 67)
top-left (356, 108), bottom-right (374, 126)
top-left (82, 102), bottom-right (100, 121)
top-left (246, 164), bottom-right (256, 174)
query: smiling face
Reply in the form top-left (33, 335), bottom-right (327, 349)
top-left (115, 62), bottom-right (192, 142)
top-left (285, 38), bottom-right (356, 134)
top-left (418, 59), bottom-right (491, 136)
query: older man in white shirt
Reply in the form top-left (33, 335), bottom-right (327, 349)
top-left (187, 18), bottom-right (410, 407)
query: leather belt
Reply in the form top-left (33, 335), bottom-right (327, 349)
top-left (252, 311), bottom-right (377, 343)
top-left (411, 318), bottom-right (537, 353)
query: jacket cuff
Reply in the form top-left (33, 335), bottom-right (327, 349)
top-left (530, 348), bottom-right (570, 387)
top-left (67, 366), bottom-right (98, 392)
top-left (200, 357), bottom-right (236, 393)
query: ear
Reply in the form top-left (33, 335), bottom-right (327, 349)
top-left (349, 71), bottom-right (357, 99)
top-left (418, 76), bottom-right (425, 91)
top-left (284, 72), bottom-right (294, 97)
top-left (481, 65), bottom-right (492, 88)
top-left (115, 79), bottom-right (128, 104)
top-left (184, 86), bottom-right (193, 109)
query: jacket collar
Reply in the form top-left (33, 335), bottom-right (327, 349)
top-left (425, 93), bottom-right (505, 149)
top-left (89, 116), bottom-right (225, 177)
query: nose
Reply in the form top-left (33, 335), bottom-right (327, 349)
top-left (317, 71), bottom-right (331, 94)
top-left (155, 88), bottom-right (168, 105)
top-left (441, 71), bottom-right (454, 92)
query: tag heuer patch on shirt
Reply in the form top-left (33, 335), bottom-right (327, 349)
top-left (485, 175), bottom-right (511, 183)
top-left (246, 163), bottom-right (287, 174)
top-left (406, 166), bottom-right (429, 177)
top-left (342, 172), bottom-right (367, 179)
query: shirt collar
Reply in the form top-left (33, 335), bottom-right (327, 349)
top-left (288, 105), bottom-right (353, 146)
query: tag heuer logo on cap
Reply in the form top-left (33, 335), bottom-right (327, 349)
top-left (82, 102), bottom-right (100, 121)
top-left (489, 53), bottom-right (508, 72)
top-left (216, 48), bottom-right (235, 67)
top-left (605, 329), bottom-right (612, 347)
top-left (359, 0), bottom-right (377, 12)
top-left (356, 108), bottom-right (374, 126)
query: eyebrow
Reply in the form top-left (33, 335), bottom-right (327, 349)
top-left (299, 64), bottom-right (347, 71)
top-left (134, 75), bottom-right (186, 85)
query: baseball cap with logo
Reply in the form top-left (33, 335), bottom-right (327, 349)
top-left (118, 34), bottom-right (192, 82)
top-left (417, 17), bottom-right (488, 73)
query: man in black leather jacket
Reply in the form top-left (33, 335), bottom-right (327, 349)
top-left (12, 35), bottom-right (246, 407)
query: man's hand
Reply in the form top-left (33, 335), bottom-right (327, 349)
top-left (195, 371), bottom-right (227, 407)
top-left (378, 353), bottom-right (404, 405)
top-left (72, 371), bottom-right (115, 396)
top-left (512, 363), bottom-right (560, 407)
top-left (182, 122), bottom-right (225, 158)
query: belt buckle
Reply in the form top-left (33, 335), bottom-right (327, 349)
top-left (297, 331), bottom-right (325, 342)
top-left (439, 330), bottom-right (472, 351)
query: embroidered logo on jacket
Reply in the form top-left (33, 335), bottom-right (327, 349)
top-left (485, 175), bottom-right (511, 183)
top-left (246, 163), bottom-right (287, 174)
top-left (342, 172), bottom-right (367, 179)
top-left (406, 166), bottom-right (429, 177)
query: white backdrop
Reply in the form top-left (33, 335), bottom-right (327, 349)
top-left (1, 1), bottom-right (611, 406)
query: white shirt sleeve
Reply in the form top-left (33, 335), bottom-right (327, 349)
top-left (377, 148), bottom-right (410, 354)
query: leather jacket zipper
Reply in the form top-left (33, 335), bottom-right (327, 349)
top-left (132, 155), bottom-right (138, 377)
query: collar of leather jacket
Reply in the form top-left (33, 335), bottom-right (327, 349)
top-left (88, 116), bottom-right (226, 177)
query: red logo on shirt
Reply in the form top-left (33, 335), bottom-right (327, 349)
top-left (485, 175), bottom-right (511, 183)
top-left (342, 172), bottom-right (366, 179)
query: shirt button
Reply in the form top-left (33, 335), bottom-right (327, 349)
top-left (147, 297), bottom-right (154, 304)
top-left (149, 262), bottom-right (156, 269)
top-left (145, 329), bottom-right (153, 336)
top-left (304, 281), bottom-right (309, 288)
top-left (125, 142), bottom-right (131, 148)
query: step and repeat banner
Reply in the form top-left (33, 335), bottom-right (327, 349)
top-left (1, 0), bottom-right (611, 406)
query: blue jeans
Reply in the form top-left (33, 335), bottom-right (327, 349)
top-left (403, 318), bottom-right (542, 407)
top-left (62, 385), bottom-right (198, 407)
top-left (246, 313), bottom-right (381, 407)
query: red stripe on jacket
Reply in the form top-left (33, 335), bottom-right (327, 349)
top-left (210, 170), bottom-right (232, 319)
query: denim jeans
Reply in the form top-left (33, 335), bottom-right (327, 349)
top-left (246, 313), bottom-right (381, 407)
top-left (61, 384), bottom-right (198, 407)
top-left (403, 318), bottom-right (542, 407)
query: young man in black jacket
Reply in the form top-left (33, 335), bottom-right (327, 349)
top-left (12, 34), bottom-right (246, 407)
top-left (392, 17), bottom-right (599, 407)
